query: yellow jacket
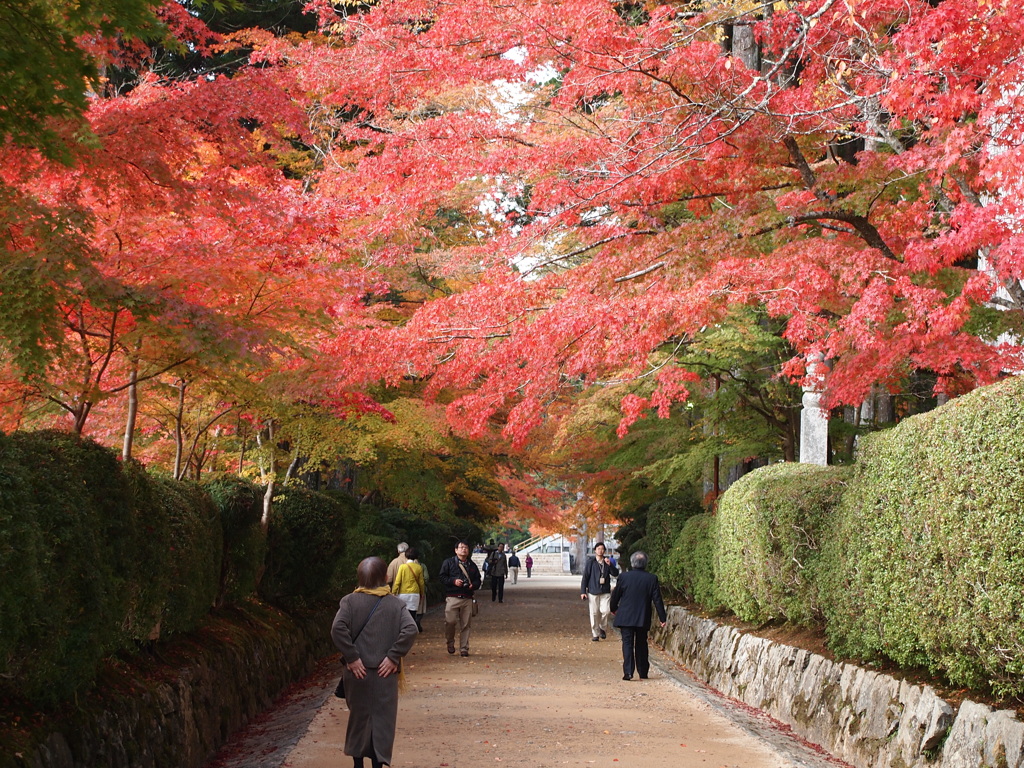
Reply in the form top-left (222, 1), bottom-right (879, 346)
top-left (392, 561), bottom-right (426, 605)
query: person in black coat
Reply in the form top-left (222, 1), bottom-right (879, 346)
top-left (439, 541), bottom-right (482, 656)
top-left (580, 542), bottom-right (619, 641)
top-left (609, 551), bottom-right (667, 681)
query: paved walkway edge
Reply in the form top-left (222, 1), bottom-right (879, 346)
top-left (653, 606), bottom-right (1024, 768)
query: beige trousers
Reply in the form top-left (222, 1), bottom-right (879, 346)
top-left (445, 596), bottom-right (474, 652)
top-left (588, 592), bottom-right (612, 638)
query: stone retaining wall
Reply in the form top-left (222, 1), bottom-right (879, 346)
top-left (19, 608), bottom-right (332, 768)
top-left (653, 606), bottom-right (1024, 768)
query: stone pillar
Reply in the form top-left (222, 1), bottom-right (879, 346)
top-left (799, 354), bottom-right (829, 466)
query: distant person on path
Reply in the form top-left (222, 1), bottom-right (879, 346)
top-left (610, 551), bottom-right (667, 681)
top-left (386, 542), bottom-right (409, 589)
top-left (391, 547), bottom-right (426, 632)
top-left (580, 542), bottom-right (619, 641)
top-left (525, 553), bottom-right (533, 578)
top-left (331, 556), bottom-right (418, 768)
top-left (507, 550), bottom-right (521, 584)
top-left (487, 542), bottom-right (509, 602)
top-left (439, 541), bottom-right (482, 656)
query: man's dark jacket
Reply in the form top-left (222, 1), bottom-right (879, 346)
top-left (610, 568), bottom-right (667, 629)
top-left (581, 556), bottom-right (619, 595)
top-left (439, 556), bottom-right (481, 599)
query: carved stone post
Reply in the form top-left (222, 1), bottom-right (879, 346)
top-left (800, 354), bottom-right (829, 466)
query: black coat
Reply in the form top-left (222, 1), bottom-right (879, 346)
top-left (439, 555), bottom-right (481, 598)
top-left (580, 555), bottom-right (619, 595)
top-left (610, 569), bottom-right (667, 630)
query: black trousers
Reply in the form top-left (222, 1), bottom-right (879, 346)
top-left (619, 626), bottom-right (650, 678)
top-left (491, 575), bottom-right (505, 602)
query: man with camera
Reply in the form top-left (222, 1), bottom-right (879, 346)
top-left (439, 541), bottom-right (482, 657)
top-left (580, 542), bottom-right (619, 642)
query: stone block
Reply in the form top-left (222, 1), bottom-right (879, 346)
top-left (942, 701), bottom-right (1024, 768)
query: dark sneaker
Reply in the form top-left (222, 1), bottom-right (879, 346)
top-left (460, 650), bottom-right (469, 657)
top-left (599, 630), bottom-right (607, 639)
top-left (591, 636), bottom-right (600, 642)
top-left (447, 642), bottom-right (456, 654)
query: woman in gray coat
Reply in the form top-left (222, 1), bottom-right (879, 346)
top-left (332, 557), bottom-right (418, 768)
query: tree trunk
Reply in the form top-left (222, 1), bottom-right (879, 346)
top-left (72, 402), bottom-right (92, 435)
top-left (238, 415), bottom-right (247, 474)
top-left (122, 366), bottom-right (139, 462)
top-left (782, 412), bottom-right (796, 462)
top-left (257, 419), bottom-right (276, 529)
top-left (732, 24), bottom-right (760, 71)
top-left (284, 450), bottom-right (302, 481)
top-left (173, 378), bottom-right (186, 480)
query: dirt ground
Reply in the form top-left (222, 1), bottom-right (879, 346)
top-left (208, 575), bottom-right (847, 768)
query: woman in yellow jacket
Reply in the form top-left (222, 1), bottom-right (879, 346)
top-left (391, 546), bottom-right (426, 632)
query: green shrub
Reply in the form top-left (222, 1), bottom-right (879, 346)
top-left (645, 492), bottom-right (702, 576)
top-left (157, 477), bottom-right (222, 635)
top-left (715, 462), bottom-right (848, 625)
top-left (662, 513), bottom-right (722, 609)
top-left (0, 434), bottom-right (45, 687)
top-left (121, 460), bottom-right (173, 641)
top-left (204, 475), bottom-right (266, 605)
top-left (261, 484), bottom-right (353, 606)
top-left (0, 431), bottom-right (141, 704)
top-left (819, 377), bottom-right (1024, 696)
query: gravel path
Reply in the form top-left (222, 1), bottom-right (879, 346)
top-left (206, 575), bottom-right (849, 768)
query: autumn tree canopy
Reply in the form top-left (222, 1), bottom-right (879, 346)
top-left (2, 0), bottom-right (1023, 524)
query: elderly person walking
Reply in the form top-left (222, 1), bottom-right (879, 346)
top-left (332, 557), bottom-right (418, 768)
top-left (610, 551), bottom-right (666, 681)
top-left (386, 542), bottom-right (409, 589)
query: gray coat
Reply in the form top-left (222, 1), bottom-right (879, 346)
top-left (331, 592), bottom-right (418, 764)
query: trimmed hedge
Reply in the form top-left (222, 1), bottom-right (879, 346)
top-left (260, 483), bottom-right (354, 606)
top-left (645, 493), bottom-right (702, 576)
top-left (819, 376), bottom-right (1024, 696)
top-left (0, 430), bottom-right (484, 706)
top-left (661, 377), bottom-right (1024, 697)
top-left (0, 432), bottom-right (143, 704)
top-left (662, 513), bottom-right (721, 609)
top-left (1, 434), bottom-right (263, 705)
top-left (157, 478), bottom-right (222, 635)
top-left (714, 463), bottom-right (848, 625)
top-left (204, 475), bottom-right (266, 606)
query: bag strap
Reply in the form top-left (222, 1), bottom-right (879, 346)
top-left (400, 562), bottom-right (426, 595)
top-left (457, 561), bottom-right (474, 588)
top-left (352, 596), bottom-right (385, 642)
